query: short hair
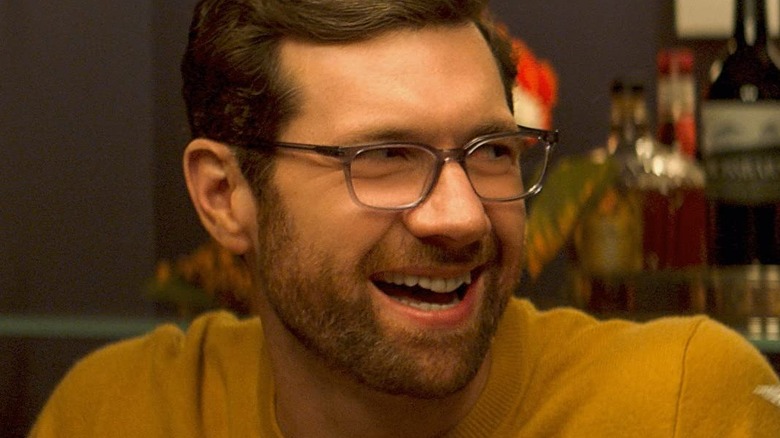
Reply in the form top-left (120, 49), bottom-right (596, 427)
top-left (181, 0), bottom-right (516, 192)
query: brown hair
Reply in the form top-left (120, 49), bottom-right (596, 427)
top-left (181, 0), bottom-right (516, 192)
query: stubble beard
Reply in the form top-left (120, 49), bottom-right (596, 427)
top-left (254, 188), bottom-right (518, 399)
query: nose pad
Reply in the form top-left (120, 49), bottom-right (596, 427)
top-left (440, 149), bottom-right (469, 168)
top-left (435, 149), bottom-right (475, 198)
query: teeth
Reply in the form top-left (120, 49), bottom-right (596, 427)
top-left (392, 296), bottom-right (461, 311)
top-left (385, 272), bottom-right (471, 293)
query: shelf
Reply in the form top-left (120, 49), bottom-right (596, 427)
top-left (0, 314), bottom-right (184, 340)
top-left (748, 338), bottom-right (780, 354)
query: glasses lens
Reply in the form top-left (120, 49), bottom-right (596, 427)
top-left (348, 145), bottom-right (437, 209)
top-left (465, 133), bottom-right (547, 200)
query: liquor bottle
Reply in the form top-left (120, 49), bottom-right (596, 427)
top-left (576, 80), bottom-right (644, 277)
top-left (700, 0), bottom-right (780, 266)
top-left (642, 48), bottom-right (707, 270)
top-left (656, 48), bottom-right (697, 158)
top-left (574, 80), bottom-right (645, 313)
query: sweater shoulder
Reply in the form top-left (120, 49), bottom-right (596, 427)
top-left (30, 311), bottom-right (261, 436)
top-left (64, 311), bottom-right (244, 383)
top-left (494, 301), bottom-right (780, 435)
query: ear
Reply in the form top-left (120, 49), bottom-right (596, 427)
top-left (183, 139), bottom-right (257, 256)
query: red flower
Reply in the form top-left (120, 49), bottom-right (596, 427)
top-left (511, 38), bottom-right (558, 129)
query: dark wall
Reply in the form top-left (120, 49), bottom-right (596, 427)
top-left (1, 1), bottom-right (157, 317)
top-left (1, 1), bottom-right (197, 435)
top-left (1, 0), bottom-right (203, 315)
top-left (152, 0), bottom-right (207, 263)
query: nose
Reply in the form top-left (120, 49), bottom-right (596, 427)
top-left (403, 161), bottom-right (491, 247)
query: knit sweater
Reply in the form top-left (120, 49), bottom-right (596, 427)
top-left (30, 298), bottom-right (780, 437)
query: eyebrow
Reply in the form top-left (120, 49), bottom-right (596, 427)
top-left (469, 121), bottom-right (519, 137)
top-left (334, 120), bottom-right (518, 147)
top-left (336, 127), bottom-right (421, 146)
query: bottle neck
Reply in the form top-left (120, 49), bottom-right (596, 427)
top-left (606, 81), bottom-right (626, 155)
top-left (734, 0), bottom-right (768, 48)
top-left (614, 85), bottom-right (649, 157)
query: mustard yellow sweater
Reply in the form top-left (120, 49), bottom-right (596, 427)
top-left (30, 298), bottom-right (780, 437)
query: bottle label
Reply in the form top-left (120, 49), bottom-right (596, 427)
top-left (700, 101), bottom-right (780, 204)
top-left (574, 188), bottom-right (643, 275)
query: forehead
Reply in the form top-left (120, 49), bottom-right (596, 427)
top-left (277, 24), bottom-right (513, 144)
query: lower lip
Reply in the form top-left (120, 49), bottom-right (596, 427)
top-left (372, 276), bottom-right (481, 329)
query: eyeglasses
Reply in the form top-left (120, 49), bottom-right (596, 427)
top-left (254, 125), bottom-right (558, 210)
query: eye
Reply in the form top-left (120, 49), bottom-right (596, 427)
top-left (470, 141), bottom-right (519, 162)
top-left (350, 146), bottom-right (434, 179)
top-left (354, 146), bottom-right (414, 162)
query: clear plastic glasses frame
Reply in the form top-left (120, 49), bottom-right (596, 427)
top-left (256, 124), bottom-right (558, 210)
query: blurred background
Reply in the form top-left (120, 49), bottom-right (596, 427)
top-left (2, 0), bottom-right (779, 435)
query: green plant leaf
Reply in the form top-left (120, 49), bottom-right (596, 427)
top-left (525, 154), bottom-right (618, 277)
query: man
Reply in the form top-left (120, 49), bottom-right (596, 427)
top-left (31, 0), bottom-right (780, 436)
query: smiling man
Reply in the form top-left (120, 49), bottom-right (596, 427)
top-left (31, 0), bottom-right (780, 437)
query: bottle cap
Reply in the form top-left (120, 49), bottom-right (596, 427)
top-left (657, 48), bottom-right (694, 75)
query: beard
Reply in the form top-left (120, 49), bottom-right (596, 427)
top-left (253, 187), bottom-right (519, 399)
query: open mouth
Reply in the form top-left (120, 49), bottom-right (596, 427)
top-left (372, 272), bottom-right (472, 311)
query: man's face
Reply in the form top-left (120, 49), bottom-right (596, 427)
top-left (253, 23), bottom-right (525, 398)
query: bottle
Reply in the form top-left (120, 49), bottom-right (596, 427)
top-left (700, 0), bottom-right (780, 266)
top-left (576, 80), bottom-right (644, 277)
top-left (656, 48), bottom-right (697, 158)
top-left (641, 48), bottom-right (708, 270)
top-left (574, 80), bottom-right (644, 313)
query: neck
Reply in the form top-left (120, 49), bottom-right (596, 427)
top-left (259, 309), bottom-right (491, 438)
top-left (736, 0), bottom-right (768, 47)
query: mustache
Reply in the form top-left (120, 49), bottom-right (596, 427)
top-left (363, 235), bottom-right (499, 270)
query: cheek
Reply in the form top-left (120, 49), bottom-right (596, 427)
top-left (487, 202), bottom-right (526, 258)
top-left (276, 165), bottom-right (356, 240)
top-left (272, 161), bottom-right (404, 259)
top-left (281, 186), bottom-right (397, 262)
